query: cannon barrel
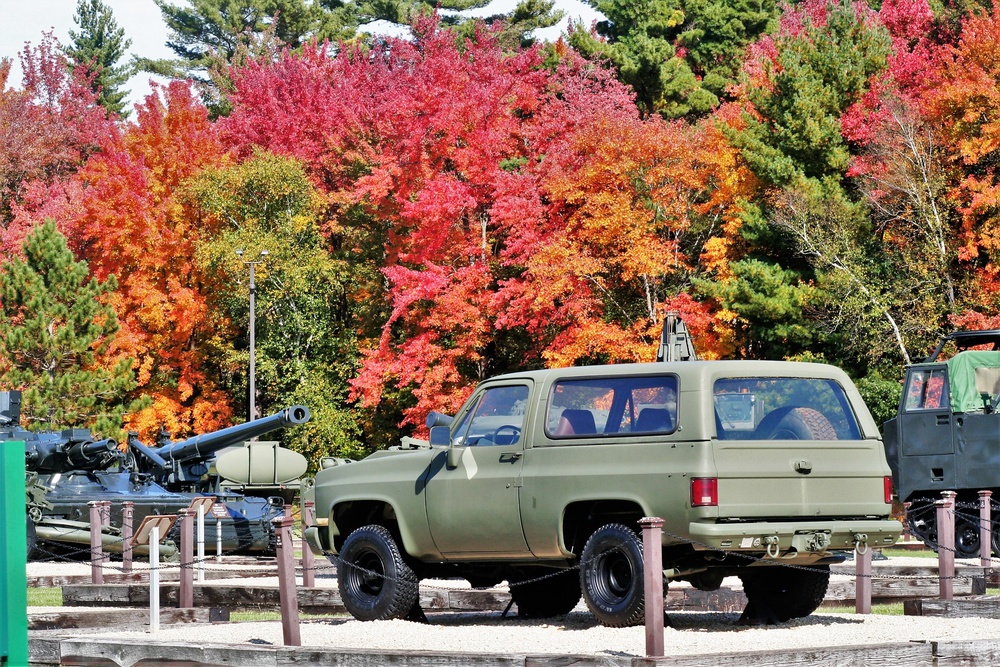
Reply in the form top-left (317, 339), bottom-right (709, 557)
top-left (155, 405), bottom-right (311, 463)
top-left (65, 438), bottom-right (121, 469)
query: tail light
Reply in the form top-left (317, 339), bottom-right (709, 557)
top-left (691, 478), bottom-right (718, 507)
top-left (884, 476), bottom-right (894, 505)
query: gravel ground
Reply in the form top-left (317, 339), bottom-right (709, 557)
top-left (27, 555), bottom-right (1000, 657)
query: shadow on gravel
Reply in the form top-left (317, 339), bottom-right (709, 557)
top-left (415, 609), bottom-right (863, 633)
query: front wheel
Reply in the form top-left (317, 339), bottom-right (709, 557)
top-left (337, 525), bottom-right (419, 621)
top-left (579, 523), bottom-right (645, 627)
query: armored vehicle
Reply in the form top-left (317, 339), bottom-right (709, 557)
top-left (305, 349), bottom-right (900, 626)
top-left (3, 391), bottom-right (310, 558)
top-left (883, 329), bottom-right (1000, 557)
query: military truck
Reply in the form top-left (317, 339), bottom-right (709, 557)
top-left (883, 329), bottom-right (1000, 557)
top-left (305, 347), bottom-right (900, 626)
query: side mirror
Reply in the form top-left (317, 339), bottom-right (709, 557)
top-left (429, 425), bottom-right (451, 446)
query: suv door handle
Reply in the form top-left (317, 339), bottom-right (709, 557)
top-left (499, 452), bottom-right (522, 463)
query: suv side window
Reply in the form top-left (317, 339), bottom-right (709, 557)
top-left (451, 384), bottom-right (529, 446)
top-left (545, 376), bottom-right (678, 439)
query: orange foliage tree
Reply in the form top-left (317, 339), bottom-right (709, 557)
top-left (8, 82), bottom-right (234, 439)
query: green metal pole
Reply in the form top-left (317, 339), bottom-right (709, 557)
top-left (1, 439), bottom-right (28, 666)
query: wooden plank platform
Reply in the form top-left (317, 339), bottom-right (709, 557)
top-left (28, 607), bottom-right (228, 631)
top-left (905, 596), bottom-right (1000, 619)
top-left (32, 635), bottom-right (1000, 666)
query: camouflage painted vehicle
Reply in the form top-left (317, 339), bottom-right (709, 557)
top-left (883, 329), bottom-right (1000, 557)
top-left (306, 340), bottom-right (901, 626)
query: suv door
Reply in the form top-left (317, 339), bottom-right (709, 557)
top-left (425, 382), bottom-right (532, 557)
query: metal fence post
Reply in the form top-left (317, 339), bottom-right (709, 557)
top-left (639, 517), bottom-right (664, 658)
top-left (178, 508), bottom-right (194, 608)
top-left (89, 500), bottom-right (105, 585)
top-left (122, 501), bottom-right (134, 574)
top-left (274, 515), bottom-right (301, 646)
top-left (302, 501), bottom-right (316, 588)
top-left (1, 436), bottom-right (28, 666)
top-left (937, 491), bottom-right (957, 601)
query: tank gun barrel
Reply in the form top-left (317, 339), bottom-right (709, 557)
top-left (155, 405), bottom-right (311, 463)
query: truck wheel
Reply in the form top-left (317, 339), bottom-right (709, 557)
top-left (954, 518), bottom-right (981, 558)
top-left (739, 565), bottom-right (829, 623)
top-left (579, 523), bottom-right (645, 627)
top-left (754, 407), bottom-right (837, 440)
top-left (510, 568), bottom-right (581, 618)
top-left (338, 525), bottom-right (419, 621)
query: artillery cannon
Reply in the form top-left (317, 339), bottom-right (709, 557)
top-left (3, 391), bottom-right (311, 560)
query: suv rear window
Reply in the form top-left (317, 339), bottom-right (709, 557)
top-left (714, 377), bottom-right (861, 441)
top-left (546, 376), bottom-right (678, 438)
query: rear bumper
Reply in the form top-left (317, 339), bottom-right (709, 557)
top-left (688, 519), bottom-right (902, 553)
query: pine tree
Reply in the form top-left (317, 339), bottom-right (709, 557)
top-left (0, 220), bottom-right (139, 435)
top-left (65, 0), bottom-right (133, 118)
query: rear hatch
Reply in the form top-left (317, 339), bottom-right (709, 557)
top-left (711, 376), bottom-right (890, 520)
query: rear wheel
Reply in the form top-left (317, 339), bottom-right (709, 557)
top-left (337, 524), bottom-right (419, 621)
top-left (510, 568), bottom-right (581, 618)
top-left (739, 565), bottom-right (830, 623)
top-left (579, 523), bottom-right (645, 627)
top-left (954, 518), bottom-right (982, 558)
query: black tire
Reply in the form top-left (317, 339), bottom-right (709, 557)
top-left (510, 568), bottom-right (581, 618)
top-left (338, 525), bottom-right (419, 621)
top-left (754, 407), bottom-right (838, 440)
top-left (954, 518), bottom-right (982, 558)
top-left (579, 523), bottom-right (645, 627)
top-left (739, 565), bottom-right (830, 623)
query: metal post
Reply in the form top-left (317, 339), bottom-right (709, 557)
top-left (197, 503), bottom-right (206, 583)
top-left (1, 434), bottom-right (28, 666)
top-left (639, 517), bottom-right (664, 658)
top-left (216, 519), bottom-right (223, 560)
top-left (937, 491), bottom-right (957, 601)
top-left (89, 500), bottom-right (104, 585)
top-left (302, 501), bottom-right (316, 588)
top-left (855, 539), bottom-right (872, 614)
top-left (122, 501), bottom-right (134, 574)
top-left (274, 515), bottom-right (301, 646)
top-left (238, 249), bottom-right (267, 423)
top-left (150, 525), bottom-right (160, 633)
top-left (179, 508), bottom-right (194, 608)
top-left (249, 260), bottom-right (256, 422)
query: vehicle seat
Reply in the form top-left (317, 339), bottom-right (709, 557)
top-left (635, 408), bottom-right (673, 432)
top-left (555, 409), bottom-right (597, 436)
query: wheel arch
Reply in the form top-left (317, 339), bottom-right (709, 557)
top-left (331, 500), bottom-right (407, 553)
top-left (562, 499), bottom-right (645, 556)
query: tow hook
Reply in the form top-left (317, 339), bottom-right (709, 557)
top-left (853, 533), bottom-right (869, 555)
top-left (763, 535), bottom-right (780, 558)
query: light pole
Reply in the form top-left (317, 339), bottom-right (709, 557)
top-left (236, 249), bottom-right (268, 421)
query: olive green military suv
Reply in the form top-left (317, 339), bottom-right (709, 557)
top-left (305, 359), bottom-right (901, 626)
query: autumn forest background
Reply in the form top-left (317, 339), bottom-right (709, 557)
top-left (3, 0), bottom-right (1000, 466)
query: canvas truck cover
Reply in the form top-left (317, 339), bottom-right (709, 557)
top-left (947, 350), bottom-right (1000, 413)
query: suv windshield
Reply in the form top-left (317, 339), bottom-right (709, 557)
top-left (714, 377), bottom-right (861, 441)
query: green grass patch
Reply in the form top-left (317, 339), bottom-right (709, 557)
top-left (27, 587), bottom-right (62, 606)
top-left (230, 610), bottom-right (343, 622)
top-left (881, 548), bottom-right (937, 559)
